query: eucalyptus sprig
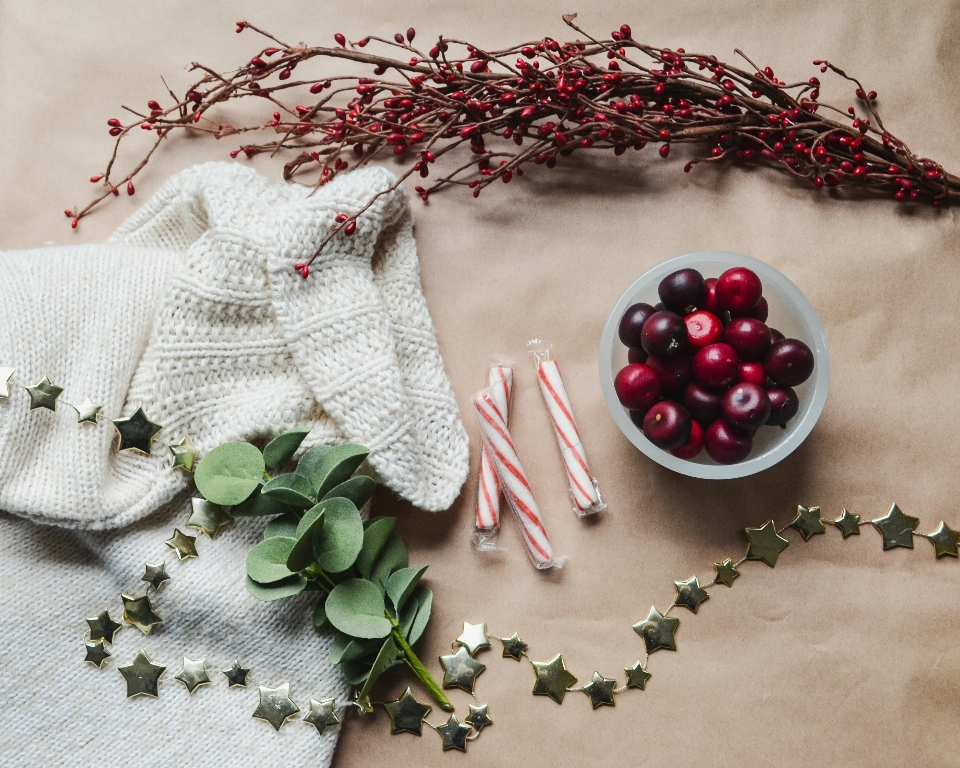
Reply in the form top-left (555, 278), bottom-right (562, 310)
top-left (194, 429), bottom-right (452, 710)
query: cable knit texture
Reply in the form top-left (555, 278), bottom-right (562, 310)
top-left (0, 162), bottom-right (469, 529)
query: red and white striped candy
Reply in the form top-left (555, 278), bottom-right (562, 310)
top-left (473, 389), bottom-right (556, 568)
top-left (535, 358), bottom-right (604, 516)
top-left (475, 367), bottom-right (513, 533)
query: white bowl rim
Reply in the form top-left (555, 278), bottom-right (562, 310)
top-left (598, 250), bottom-right (831, 480)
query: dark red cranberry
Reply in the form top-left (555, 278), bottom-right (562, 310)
top-left (684, 310), bottom-right (724, 350)
top-left (765, 338), bottom-right (815, 386)
top-left (766, 386), bottom-right (800, 427)
top-left (716, 267), bottom-right (763, 314)
top-left (658, 268), bottom-right (706, 314)
top-left (628, 408), bottom-right (646, 429)
top-left (683, 382), bottom-right (723, 424)
top-left (614, 363), bottom-right (661, 410)
top-left (724, 317), bottom-right (771, 361)
top-left (722, 382), bottom-right (771, 430)
top-left (618, 302), bottom-right (656, 347)
top-left (641, 311), bottom-right (689, 358)
top-left (769, 327), bottom-right (785, 343)
top-left (627, 347), bottom-right (648, 364)
top-left (692, 342), bottom-right (739, 387)
top-left (703, 277), bottom-right (721, 314)
top-left (646, 355), bottom-right (691, 393)
top-left (705, 419), bottom-right (753, 464)
top-left (670, 419), bottom-right (704, 459)
top-left (653, 302), bottom-right (665, 312)
top-left (643, 401), bottom-right (692, 450)
top-left (744, 296), bottom-right (769, 322)
top-left (737, 362), bottom-right (766, 385)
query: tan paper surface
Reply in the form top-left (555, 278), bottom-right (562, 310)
top-left (1, 1), bottom-right (958, 765)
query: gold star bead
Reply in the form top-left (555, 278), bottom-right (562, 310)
top-left (582, 672), bottom-right (617, 709)
top-left (713, 559), bottom-right (740, 587)
top-left (0, 367), bottom-right (15, 399)
top-left (831, 508), bottom-right (862, 538)
top-left (141, 561), bottom-right (170, 591)
top-left (674, 576), bottom-right (710, 613)
top-left (223, 660), bottom-right (250, 688)
top-left (175, 656), bottom-right (210, 693)
top-left (871, 503), bottom-right (919, 550)
top-left (624, 661), bottom-right (651, 690)
top-left (304, 698), bottom-right (341, 736)
top-left (165, 528), bottom-right (198, 561)
top-left (112, 407), bottom-right (162, 454)
top-left (118, 650), bottom-right (166, 698)
top-left (437, 715), bottom-right (472, 752)
top-left (169, 436), bottom-right (200, 473)
top-left (86, 609), bottom-right (122, 644)
top-left (500, 632), bottom-right (528, 661)
top-left (925, 521), bottom-right (960, 558)
top-left (383, 687), bottom-right (431, 735)
top-left (84, 640), bottom-right (111, 668)
top-left (745, 520), bottom-right (790, 567)
top-left (789, 505), bottom-right (826, 541)
top-left (531, 654), bottom-right (577, 704)
top-left (633, 606), bottom-right (680, 654)
top-left (439, 646), bottom-right (486, 693)
top-left (465, 703), bottom-right (492, 733)
top-left (70, 397), bottom-right (102, 424)
top-left (121, 593), bottom-right (162, 635)
top-left (353, 695), bottom-right (374, 716)
top-left (25, 376), bottom-right (63, 411)
top-left (455, 621), bottom-right (491, 656)
top-left (186, 497), bottom-right (232, 539)
top-left (253, 684), bottom-right (300, 731)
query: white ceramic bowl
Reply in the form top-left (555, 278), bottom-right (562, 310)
top-left (599, 251), bottom-right (830, 479)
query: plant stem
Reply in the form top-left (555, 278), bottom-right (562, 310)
top-left (387, 614), bottom-right (453, 711)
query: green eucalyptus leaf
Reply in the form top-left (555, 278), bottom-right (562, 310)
top-left (325, 579), bottom-right (392, 639)
top-left (295, 445), bottom-right (333, 485)
top-left (356, 517), bottom-right (397, 579)
top-left (342, 659), bottom-right (373, 686)
top-left (329, 632), bottom-right (351, 665)
top-left (263, 428), bottom-right (311, 472)
top-left (313, 498), bottom-right (364, 573)
top-left (232, 486), bottom-right (291, 518)
top-left (286, 507), bottom-right (327, 572)
top-left (299, 443), bottom-right (370, 498)
top-left (406, 587), bottom-right (433, 646)
top-left (342, 638), bottom-right (381, 663)
top-left (313, 599), bottom-right (328, 630)
top-left (264, 513), bottom-right (299, 539)
top-left (359, 635), bottom-right (398, 699)
top-left (322, 475), bottom-right (376, 508)
top-left (194, 442), bottom-right (265, 506)
top-left (386, 566), bottom-right (428, 613)
top-left (261, 473), bottom-right (315, 508)
top-left (245, 574), bottom-right (307, 602)
top-left (371, 532), bottom-right (409, 588)
top-left (246, 537), bottom-right (298, 584)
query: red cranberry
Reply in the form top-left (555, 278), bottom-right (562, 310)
top-left (743, 296), bottom-right (769, 322)
top-left (722, 382), bottom-right (771, 430)
top-left (766, 386), bottom-right (800, 427)
top-left (765, 338), bottom-right (815, 386)
top-left (692, 343), bottom-right (739, 387)
top-left (684, 310), bottom-right (724, 350)
top-left (724, 317), bottom-right (771, 361)
top-left (641, 311), bottom-right (689, 358)
top-left (769, 327), bottom-right (785, 344)
top-left (716, 267), bottom-right (763, 314)
top-left (737, 362), bottom-right (766, 385)
top-left (646, 355), bottom-right (691, 393)
top-left (670, 419), bottom-right (704, 459)
top-left (643, 401), bottom-right (692, 450)
top-left (614, 363), bottom-right (661, 410)
top-left (683, 382), bottom-right (723, 425)
top-left (658, 268), bottom-right (706, 314)
top-left (628, 408), bottom-right (646, 429)
top-left (703, 277), bottom-right (721, 314)
top-left (627, 347), bottom-right (648, 364)
top-left (705, 420), bottom-right (753, 464)
top-left (618, 302), bottom-right (655, 347)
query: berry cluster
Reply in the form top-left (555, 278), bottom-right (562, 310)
top-left (614, 267), bottom-right (814, 464)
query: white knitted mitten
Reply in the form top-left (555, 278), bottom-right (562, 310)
top-left (0, 162), bottom-right (468, 529)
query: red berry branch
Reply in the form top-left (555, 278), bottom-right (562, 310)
top-left (68, 15), bottom-right (959, 276)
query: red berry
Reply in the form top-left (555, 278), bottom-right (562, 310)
top-left (641, 311), bottom-right (689, 358)
top-left (768, 327), bottom-right (785, 344)
top-left (716, 267), bottom-right (763, 314)
top-left (627, 347), bottom-right (648, 364)
top-left (702, 277), bottom-right (722, 314)
top-left (614, 363), bottom-right (662, 411)
top-left (766, 387), bottom-right (800, 427)
top-left (618, 302), bottom-right (656, 347)
top-left (643, 401), bottom-right (692, 450)
top-left (684, 310), bottom-right (724, 350)
top-left (765, 339), bottom-right (814, 386)
top-left (334, 33), bottom-right (346, 46)
top-left (683, 382), bottom-right (723, 425)
top-left (724, 317), bottom-right (771, 361)
top-left (722, 382), bottom-right (771, 430)
top-left (658, 268), bottom-right (706, 314)
top-left (645, 355), bottom-right (692, 393)
top-left (737, 362), bottom-right (766, 385)
top-left (692, 343), bottom-right (739, 388)
top-left (705, 420), bottom-right (753, 464)
top-left (670, 419), bottom-right (704, 459)
top-left (741, 295), bottom-right (769, 322)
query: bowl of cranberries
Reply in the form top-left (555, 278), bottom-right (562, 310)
top-left (600, 251), bottom-right (829, 479)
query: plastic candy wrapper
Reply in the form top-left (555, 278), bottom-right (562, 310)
top-left (528, 340), bottom-right (606, 518)
top-left (472, 388), bottom-right (562, 570)
top-left (473, 366), bottom-right (513, 551)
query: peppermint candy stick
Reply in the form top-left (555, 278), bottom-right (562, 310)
top-left (474, 367), bottom-right (513, 547)
top-left (472, 389), bottom-right (557, 569)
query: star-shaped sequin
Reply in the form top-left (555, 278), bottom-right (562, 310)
top-left (141, 560), bottom-right (170, 591)
top-left (437, 715), bottom-right (472, 752)
top-left (383, 687), bottom-right (431, 735)
top-left (69, 397), bottom-right (102, 424)
top-left (465, 703), bottom-right (492, 733)
top-left (624, 661), bottom-right (651, 690)
top-left (674, 576), bottom-right (710, 613)
top-left (455, 622), bottom-right (491, 656)
top-left (925, 521), bottom-right (960, 558)
top-left (633, 606), bottom-right (679, 654)
top-left (353, 695), bottom-right (374, 716)
top-left (253, 684), bottom-right (300, 731)
top-left (84, 640), bottom-right (111, 668)
top-left (174, 656), bottom-right (210, 693)
top-left (112, 407), bottom-right (162, 454)
top-left (165, 528), bottom-right (198, 560)
top-left (439, 646), bottom-right (485, 693)
top-left (25, 376), bottom-right (63, 411)
top-left (223, 660), bottom-right (250, 688)
top-left (531, 654), bottom-right (577, 704)
top-left (871, 504), bottom-right (919, 550)
top-left (304, 698), bottom-right (341, 736)
top-left (186, 497), bottom-right (232, 539)
top-left (121, 593), bottom-right (162, 635)
top-left (713, 558), bottom-right (740, 587)
top-left (831, 508), bottom-right (861, 538)
top-left (499, 632), bottom-right (528, 661)
top-left (169, 436), bottom-right (199, 473)
top-left (118, 649), bottom-right (165, 697)
top-left (86, 609), bottom-right (122, 644)
top-left (789, 505), bottom-right (825, 541)
top-left (745, 520), bottom-right (790, 567)
top-left (0, 367), bottom-right (15, 399)
top-left (582, 671), bottom-right (617, 709)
